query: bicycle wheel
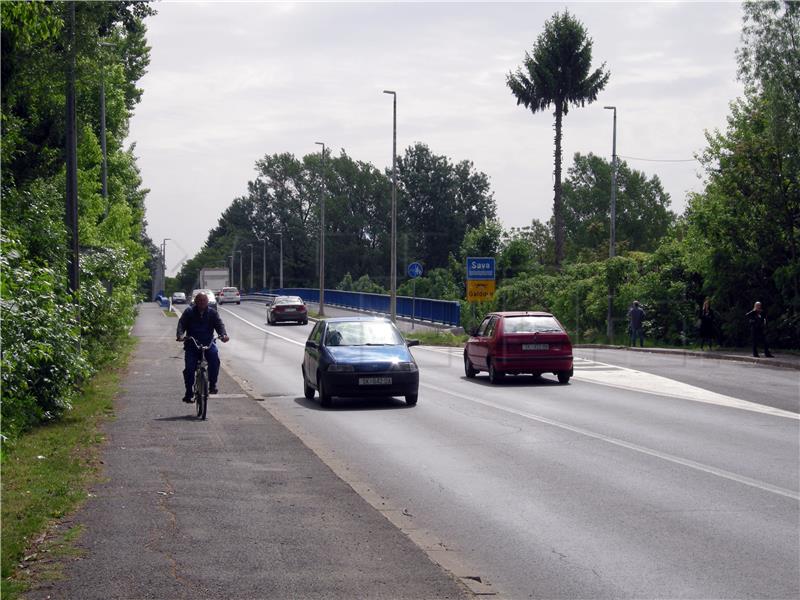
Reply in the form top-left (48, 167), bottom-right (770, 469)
top-left (196, 368), bottom-right (208, 420)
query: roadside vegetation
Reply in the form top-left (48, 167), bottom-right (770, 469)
top-left (2, 1), bottom-right (156, 591)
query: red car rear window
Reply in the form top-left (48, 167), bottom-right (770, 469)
top-left (503, 316), bottom-right (563, 333)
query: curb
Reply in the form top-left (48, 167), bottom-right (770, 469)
top-left (576, 344), bottom-right (800, 370)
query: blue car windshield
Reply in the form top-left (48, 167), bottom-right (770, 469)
top-left (325, 321), bottom-right (405, 347)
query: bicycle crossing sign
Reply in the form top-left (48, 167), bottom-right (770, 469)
top-left (408, 262), bottom-right (423, 279)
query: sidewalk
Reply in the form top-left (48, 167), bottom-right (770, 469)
top-left (577, 344), bottom-right (800, 370)
top-left (37, 303), bottom-right (471, 600)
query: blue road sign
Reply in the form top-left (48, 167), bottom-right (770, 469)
top-left (408, 262), bottom-right (423, 279)
top-left (466, 257), bottom-right (495, 280)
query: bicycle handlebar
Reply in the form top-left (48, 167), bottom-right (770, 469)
top-left (181, 335), bottom-right (218, 350)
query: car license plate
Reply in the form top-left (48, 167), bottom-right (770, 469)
top-left (285, 307), bottom-right (296, 312)
top-left (359, 377), bottom-right (392, 386)
top-left (522, 343), bottom-right (549, 350)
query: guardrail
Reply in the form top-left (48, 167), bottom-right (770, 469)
top-left (241, 288), bottom-right (461, 327)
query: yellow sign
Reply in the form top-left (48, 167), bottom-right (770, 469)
top-left (467, 279), bottom-right (496, 302)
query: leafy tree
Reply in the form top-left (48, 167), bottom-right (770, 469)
top-left (507, 10), bottom-right (610, 268)
top-left (397, 143), bottom-right (496, 271)
top-left (1, 1), bottom-right (156, 439)
top-left (562, 152), bottom-right (675, 260)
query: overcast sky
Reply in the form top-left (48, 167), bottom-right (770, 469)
top-left (128, 1), bottom-right (745, 275)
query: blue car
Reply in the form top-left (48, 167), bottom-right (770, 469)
top-left (301, 317), bottom-right (420, 408)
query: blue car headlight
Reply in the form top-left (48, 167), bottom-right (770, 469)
top-left (391, 361), bottom-right (418, 372)
top-left (327, 364), bottom-right (354, 372)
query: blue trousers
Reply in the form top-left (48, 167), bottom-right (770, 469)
top-left (183, 343), bottom-right (220, 393)
top-left (630, 327), bottom-right (644, 347)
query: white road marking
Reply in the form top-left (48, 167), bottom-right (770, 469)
top-left (418, 346), bottom-right (797, 420)
top-left (421, 381), bottom-right (799, 501)
top-left (572, 358), bottom-right (798, 420)
top-left (220, 307), bottom-right (304, 347)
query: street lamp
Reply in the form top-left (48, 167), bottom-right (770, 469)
top-left (236, 250), bottom-right (243, 291)
top-left (248, 243), bottom-right (254, 291)
top-left (315, 142), bottom-right (326, 316)
top-left (228, 255), bottom-right (233, 287)
top-left (98, 41), bottom-right (114, 205)
top-left (259, 238), bottom-right (266, 290)
top-left (604, 105), bottom-right (617, 343)
top-left (161, 238), bottom-right (171, 295)
top-left (278, 232), bottom-right (284, 290)
top-left (383, 90), bottom-right (397, 322)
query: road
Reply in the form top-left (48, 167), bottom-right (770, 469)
top-left (216, 301), bottom-right (800, 599)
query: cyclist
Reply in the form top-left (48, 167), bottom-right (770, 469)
top-left (176, 292), bottom-right (230, 403)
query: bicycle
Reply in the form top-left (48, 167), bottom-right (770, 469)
top-left (186, 336), bottom-right (217, 420)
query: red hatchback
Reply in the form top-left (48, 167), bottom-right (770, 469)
top-left (464, 311), bottom-right (574, 384)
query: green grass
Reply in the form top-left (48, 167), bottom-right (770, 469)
top-left (404, 330), bottom-right (468, 347)
top-left (1, 336), bottom-right (136, 598)
top-left (163, 309), bottom-right (177, 317)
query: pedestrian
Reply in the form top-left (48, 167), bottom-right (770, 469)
top-left (627, 300), bottom-right (645, 347)
top-left (176, 292), bottom-right (230, 402)
top-left (745, 301), bottom-right (773, 358)
top-left (698, 297), bottom-right (716, 351)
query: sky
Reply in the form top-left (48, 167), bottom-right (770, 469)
top-left (127, 1), bottom-right (746, 275)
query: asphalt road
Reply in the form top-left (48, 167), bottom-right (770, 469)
top-left (218, 300), bottom-right (800, 600)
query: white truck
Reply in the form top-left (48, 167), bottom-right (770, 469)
top-left (197, 268), bottom-right (229, 293)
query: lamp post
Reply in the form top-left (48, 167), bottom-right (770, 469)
top-left (383, 90), bottom-right (397, 323)
top-left (604, 105), bottom-right (617, 343)
top-left (278, 232), bottom-right (284, 290)
top-left (98, 41), bottom-right (114, 204)
top-left (228, 255), bottom-right (233, 287)
top-left (260, 238), bottom-right (266, 290)
top-left (161, 238), bottom-right (171, 295)
top-left (248, 243), bottom-right (254, 291)
top-left (236, 250), bottom-right (242, 291)
top-left (315, 142), bottom-right (326, 316)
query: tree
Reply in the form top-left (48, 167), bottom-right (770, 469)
top-left (562, 152), bottom-right (675, 260)
top-left (397, 143), bottom-right (496, 271)
top-left (507, 10), bottom-right (610, 268)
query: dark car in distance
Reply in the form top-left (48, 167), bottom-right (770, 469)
top-left (301, 317), bottom-right (420, 408)
top-left (464, 311), bottom-right (574, 384)
top-left (267, 295), bottom-right (308, 325)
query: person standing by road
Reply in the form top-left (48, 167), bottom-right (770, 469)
top-left (745, 301), bottom-right (773, 358)
top-left (176, 292), bottom-right (230, 402)
top-left (698, 297), bottom-right (716, 351)
top-left (628, 300), bottom-right (646, 347)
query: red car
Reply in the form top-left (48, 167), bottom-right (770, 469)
top-left (464, 311), bottom-right (574, 384)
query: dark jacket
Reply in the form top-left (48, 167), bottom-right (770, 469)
top-left (177, 305), bottom-right (227, 347)
top-left (699, 308), bottom-right (715, 337)
top-left (628, 305), bottom-right (645, 329)
top-left (745, 309), bottom-right (767, 333)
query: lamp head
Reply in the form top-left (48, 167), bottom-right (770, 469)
top-left (604, 106), bottom-right (616, 110)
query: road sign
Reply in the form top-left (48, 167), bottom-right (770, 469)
top-left (467, 280), bottom-right (496, 302)
top-left (407, 262), bottom-right (423, 279)
top-left (466, 257), bottom-right (495, 280)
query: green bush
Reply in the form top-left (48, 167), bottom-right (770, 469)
top-left (1, 236), bottom-right (89, 440)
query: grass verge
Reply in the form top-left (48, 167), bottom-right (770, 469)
top-left (1, 335), bottom-right (137, 599)
top-left (404, 330), bottom-right (468, 347)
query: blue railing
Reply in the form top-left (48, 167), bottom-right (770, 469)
top-left (245, 288), bottom-right (460, 326)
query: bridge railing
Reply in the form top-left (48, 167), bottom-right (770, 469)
top-left (242, 288), bottom-right (460, 327)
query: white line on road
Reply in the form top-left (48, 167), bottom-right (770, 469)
top-left (220, 307), bottom-right (304, 347)
top-left (421, 381), bottom-right (799, 501)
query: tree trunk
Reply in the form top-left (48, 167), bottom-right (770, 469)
top-left (553, 103), bottom-right (564, 268)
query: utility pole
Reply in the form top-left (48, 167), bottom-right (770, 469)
top-left (65, 2), bottom-right (79, 297)
top-left (604, 106), bottom-right (618, 343)
top-left (315, 142), bottom-right (326, 316)
top-left (383, 90), bottom-right (397, 322)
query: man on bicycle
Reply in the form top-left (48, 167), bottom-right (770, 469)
top-left (176, 292), bottom-right (230, 403)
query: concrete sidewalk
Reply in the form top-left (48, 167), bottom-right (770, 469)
top-left (37, 303), bottom-right (471, 600)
